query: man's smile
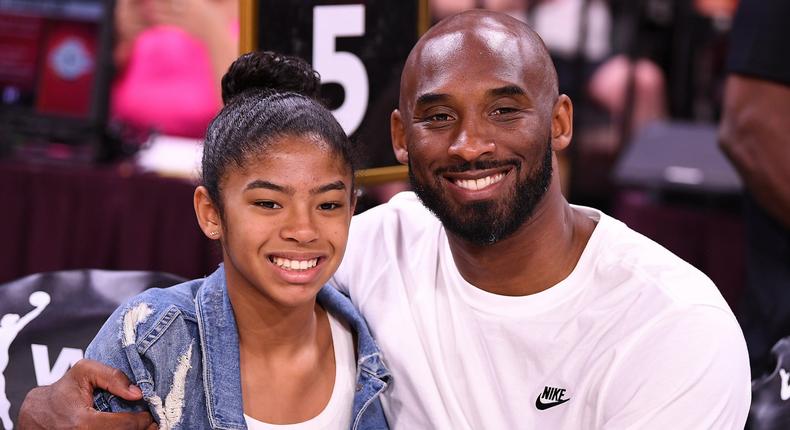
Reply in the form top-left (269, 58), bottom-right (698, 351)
top-left (440, 165), bottom-right (514, 198)
top-left (447, 171), bottom-right (508, 191)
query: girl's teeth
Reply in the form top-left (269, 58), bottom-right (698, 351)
top-left (272, 257), bottom-right (318, 271)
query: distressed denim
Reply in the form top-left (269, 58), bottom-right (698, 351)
top-left (85, 266), bottom-right (391, 430)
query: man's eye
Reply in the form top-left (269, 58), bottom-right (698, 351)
top-left (492, 107), bottom-right (519, 116)
top-left (254, 200), bottom-right (281, 209)
top-left (415, 112), bottom-right (454, 124)
top-left (319, 202), bottom-right (342, 210)
top-left (427, 113), bottom-right (453, 122)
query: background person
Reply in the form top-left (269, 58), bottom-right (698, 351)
top-left (719, 0), bottom-right (790, 376)
top-left (112, 0), bottom-right (238, 138)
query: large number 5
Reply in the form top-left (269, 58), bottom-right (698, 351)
top-left (313, 5), bottom-right (369, 135)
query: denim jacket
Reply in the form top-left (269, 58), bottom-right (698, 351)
top-left (85, 266), bottom-right (391, 430)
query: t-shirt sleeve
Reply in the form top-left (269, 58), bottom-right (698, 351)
top-left (599, 306), bottom-right (751, 429)
top-left (728, 0), bottom-right (790, 85)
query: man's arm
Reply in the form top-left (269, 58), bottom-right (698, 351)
top-left (17, 359), bottom-right (155, 430)
top-left (719, 74), bottom-right (790, 229)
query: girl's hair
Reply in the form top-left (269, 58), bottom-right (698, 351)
top-left (202, 51), bottom-right (355, 216)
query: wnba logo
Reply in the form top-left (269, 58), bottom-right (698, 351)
top-left (0, 292), bottom-right (50, 430)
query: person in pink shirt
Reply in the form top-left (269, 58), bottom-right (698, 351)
top-left (112, 0), bottom-right (238, 138)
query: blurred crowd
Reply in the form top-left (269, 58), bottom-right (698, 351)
top-left (106, 0), bottom-right (743, 206)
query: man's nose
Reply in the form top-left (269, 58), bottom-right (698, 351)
top-left (280, 209), bottom-right (319, 244)
top-left (448, 117), bottom-right (495, 162)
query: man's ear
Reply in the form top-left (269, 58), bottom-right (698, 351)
top-left (349, 186), bottom-right (358, 216)
top-left (551, 94), bottom-right (573, 152)
top-left (391, 109), bottom-right (409, 165)
top-left (194, 186), bottom-right (222, 240)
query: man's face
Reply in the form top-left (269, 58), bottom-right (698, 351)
top-left (398, 24), bottom-right (557, 245)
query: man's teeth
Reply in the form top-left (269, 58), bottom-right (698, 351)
top-left (271, 257), bottom-right (318, 270)
top-left (455, 173), bottom-right (505, 191)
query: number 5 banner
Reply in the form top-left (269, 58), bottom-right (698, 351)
top-left (249, 1), bottom-right (428, 168)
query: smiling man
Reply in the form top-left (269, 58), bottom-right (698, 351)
top-left (19, 10), bottom-right (749, 430)
top-left (326, 10), bottom-right (750, 429)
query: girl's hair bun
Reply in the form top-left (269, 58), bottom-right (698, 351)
top-left (220, 51), bottom-right (321, 104)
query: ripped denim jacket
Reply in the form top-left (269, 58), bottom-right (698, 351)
top-left (85, 266), bottom-right (391, 430)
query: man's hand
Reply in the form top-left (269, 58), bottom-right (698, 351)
top-left (17, 359), bottom-right (156, 430)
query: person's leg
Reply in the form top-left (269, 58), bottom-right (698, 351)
top-left (587, 54), bottom-right (667, 137)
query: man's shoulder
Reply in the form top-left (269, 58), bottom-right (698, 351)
top-left (349, 192), bottom-right (442, 247)
top-left (576, 211), bottom-right (749, 426)
top-left (579, 207), bottom-right (727, 309)
top-left (352, 191), bottom-right (436, 226)
top-left (335, 192), bottom-right (443, 294)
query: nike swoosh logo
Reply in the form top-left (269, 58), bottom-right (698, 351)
top-left (535, 396), bottom-right (571, 410)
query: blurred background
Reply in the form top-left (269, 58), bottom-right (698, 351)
top-left (0, 0), bottom-right (750, 305)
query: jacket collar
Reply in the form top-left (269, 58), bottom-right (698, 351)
top-left (195, 266), bottom-right (246, 429)
top-left (195, 266), bottom-right (391, 429)
top-left (317, 287), bottom-right (391, 381)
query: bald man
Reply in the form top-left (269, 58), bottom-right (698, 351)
top-left (19, 10), bottom-right (749, 430)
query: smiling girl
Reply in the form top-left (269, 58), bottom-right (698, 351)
top-left (85, 51), bottom-right (390, 430)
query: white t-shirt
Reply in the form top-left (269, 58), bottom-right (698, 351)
top-left (244, 311), bottom-right (355, 430)
top-left (330, 192), bottom-right (750, 430)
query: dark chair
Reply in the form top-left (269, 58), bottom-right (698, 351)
top-left (0, 269), bottom-right (186, 429)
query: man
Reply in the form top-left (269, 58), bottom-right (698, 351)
top-left (18, 10), bottom-right (750, 429)
top-left (719, 0), bottom-right (790, 377)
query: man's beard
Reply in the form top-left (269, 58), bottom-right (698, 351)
top-left (409, 138), bottom-right (553, 246)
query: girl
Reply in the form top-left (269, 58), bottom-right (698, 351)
top-left (86, 51), bottom-right (390, 430)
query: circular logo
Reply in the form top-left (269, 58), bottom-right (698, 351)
top-left (49, 37), bottom-right (94, 80)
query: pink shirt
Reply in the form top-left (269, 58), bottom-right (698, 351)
top-left (111, 26), bottom-right (225, 138)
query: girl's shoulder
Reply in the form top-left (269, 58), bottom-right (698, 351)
top-left (86, 278), bottom-right (212, 426)
top-left (88, 278), bottom-right (206, 354)
top-left (129, 278), bottom-right (204, 316)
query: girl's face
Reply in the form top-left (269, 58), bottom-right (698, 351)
top-left (201, 134), bottom-right (354, 309)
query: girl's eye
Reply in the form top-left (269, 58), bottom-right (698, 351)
top-left (319, 202), bottom-right (342, 210)
top-left (254, 200), bottom-right (281, 209)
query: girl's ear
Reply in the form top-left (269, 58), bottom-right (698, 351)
top-left (194, 186), bottom-right (222, 240)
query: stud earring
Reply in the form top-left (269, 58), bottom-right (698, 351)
top-left (210, 231), bottom-right (219, 237)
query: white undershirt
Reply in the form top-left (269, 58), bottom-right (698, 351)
top-left (244, 311), bottom-right (355, 430)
